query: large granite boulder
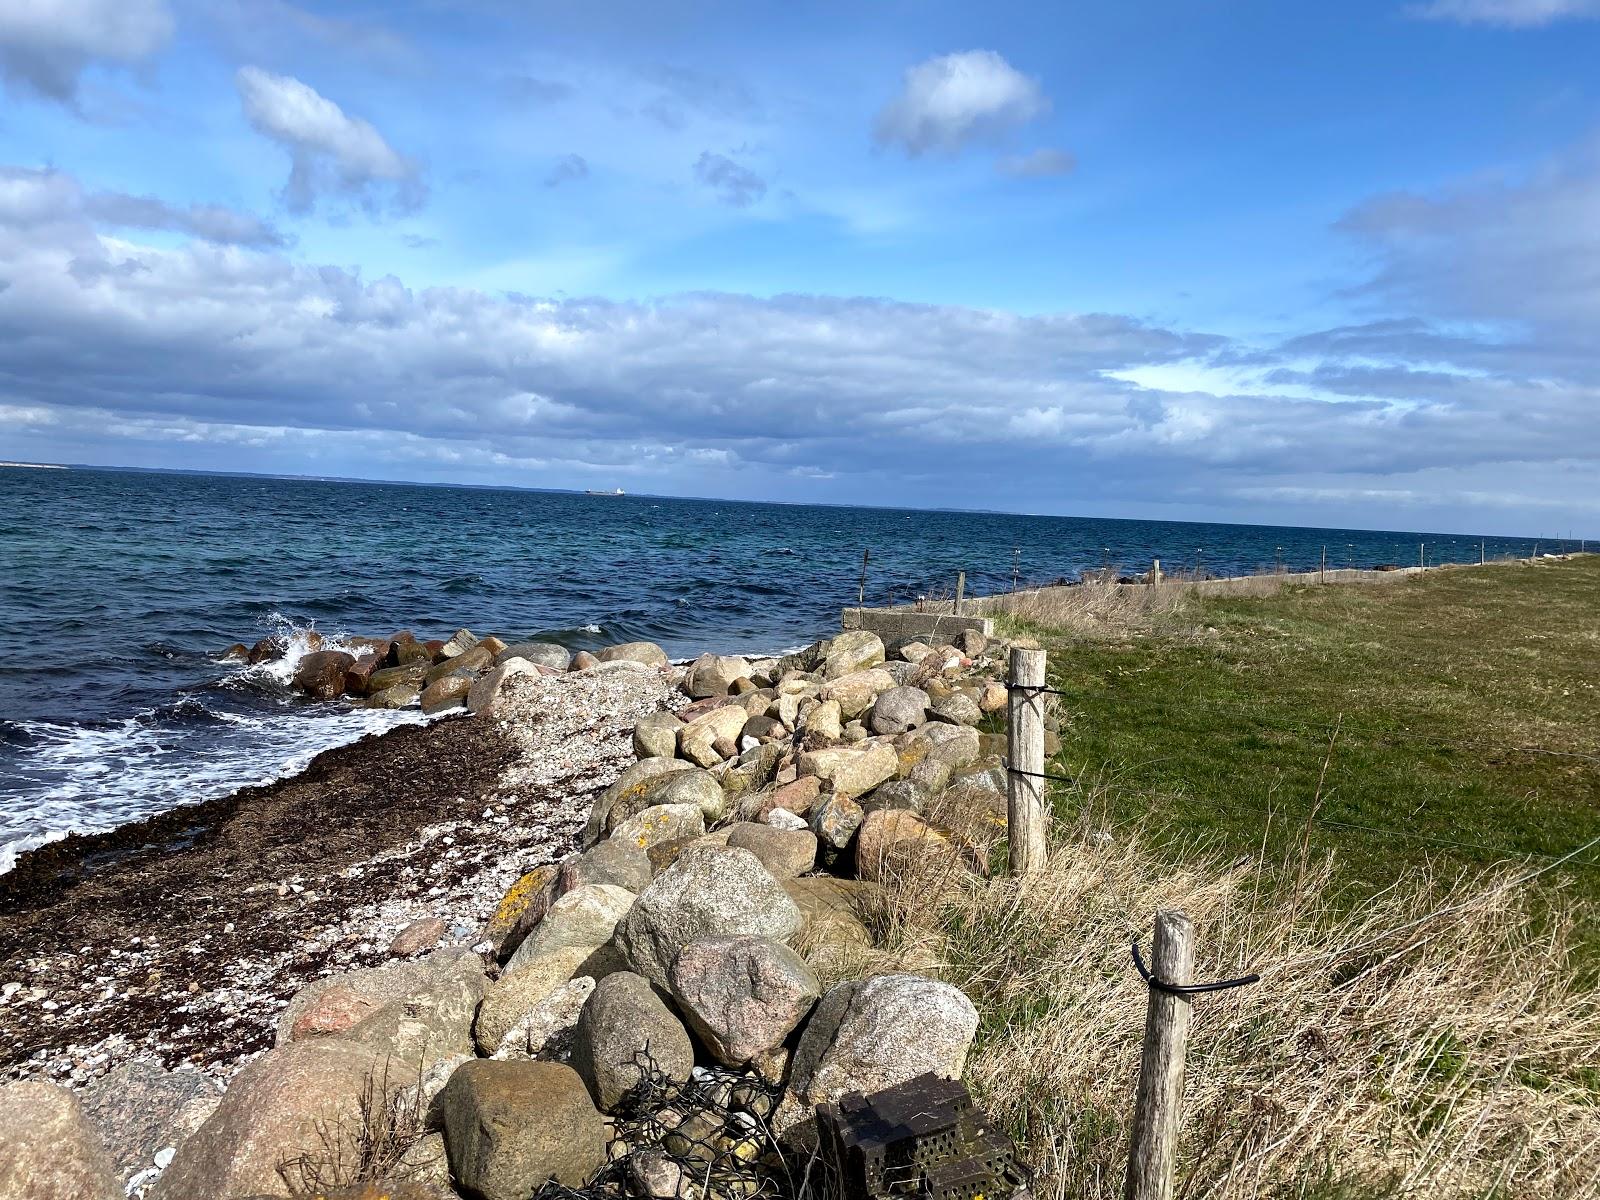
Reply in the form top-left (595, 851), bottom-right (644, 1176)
top-left (669, 936), bottom-right (820, 1066)
top-left (611, 846), bottom-right (803, 992)
top-left (685, 653), bottom-right (753, 698)
top-left (605, 769), bottom-right (725, 830)
top-left (475, 943), bottom-right (620, 1056)
top-left (79, 1060), bottom-right (222, 1191)
top-left (633, 710), bottom-right (686, 759)
top-left (678, 705), bottom-right (748, 768)
top-left (276, 949), bottom-right (483, 1048)
top-left (596, 641), bottom-right (670, 668)
top-left (152, 1039), bottom-right (384, 1199)
top-left (610, 803), bottom-right (707, 852)
top-left (496, 641), bottom-right (571, 671)
top-left (725, 822), bottom-right (817, 879)
top-left (490, 977), bottom-right (595, 1061)
top-left (810, 794), bottom-right (866, 851)
top-left (506, 883), bottom-right (636, 971)
top-left (822, 631), bottom-right (885, 679)
top-left (293, 649), bottom-right (356, 700)
top-left (558, 838), bottom-right (653, 896)
top-left (419, 672), bottom-right (472, 713)
top-left (467, 657), bottom-right (542, 715)
top-left (482, 864), bottom-right (562, 961)
top-left (821, 669), bottom-right (897, 719)
top-left (775, 975), bottom-right (978, 1146)
top-left (0, 1081), bottom-right (121, 1200)
top-left (585, 758), bottom-right (694, 844)
top-left (440, 1060), bottom-right (607, 1198)
top-left (869, 685), bottom-right (929, 735)
top-left (798, 742), bottom-right (898, 798)
top-left (855, 809), bottom-right (950, 882)
top-left (571, 972), bottom-right (695, 1111)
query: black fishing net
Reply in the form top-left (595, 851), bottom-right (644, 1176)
top-left (533, 1049), bottom-right (806, 1200)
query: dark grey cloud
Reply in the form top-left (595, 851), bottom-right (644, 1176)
top-left (0, 0), bottom-right (172, 104)
top-left (545, 154), bottom-right (590, 188)
top-left (693, 152), bottom-right (766, 207)
top-left (236, 66), bottom-right (425, 215)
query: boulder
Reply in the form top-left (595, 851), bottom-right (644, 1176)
top-left (506, 884), bottom-right (637, 971)
top-left (759, 775), bottom-right (822, 819)
top-left (293, 649), bottom-right (356, 700)
top-left (860, 779), bottom-right (924, 815)
top-left (586, 758), bottom-right (694, 844)
top-left (610, 803), bottom-right (707, 852)
top-left (869, 685), bottom-right (929, 735)
top-left (425, 643), bottom-right (493, 685)
top-left (368, 681), bottom-right (423, 708)
top-left (419, 672), bottom-right (472, 713)
top-left (571, 972), bottom-right (695, 1111)
top-left (365, 660), bottom-right (430, 695)
top-left (390, 916), bottom-right (449, 957)
top-left (277, 949), bottom-right (484, 1051)
top-left (467, 657), bottom-right (541, 715)
top-left (678, 705), bottom-right (749, 768)
top-left (482, 863), bottom-right (562, 961)
top-left (906, 723), bottom-right (981, 769)
top-left (821, 630), bottom-right (885, 680)
top-left (784, 876), bottom-right (878, 954)
top-left (497, 640), bottom-right (571, 671)
top-left (633, 710), bottom-right (686, 759)
top-left (669, 937), bottom-right (820, 1066)
top-left (855, 810), bottom-right (950, 883)
top-left (151, 1039), bottom-right (383, 1199)
top-left (491, 977), bottom-right (595, 1061)
top-left (766, 807), bottom-right (809, 832)
top-left (611, 846), bottom-right (804, 992)
top-left (440, 1060), bottom-right (607, 1197)
top-left (0, 1081), bottom-right (120, 1200)
top-left (685, 653), bottom-right (753, 698)
top-left (558, 838), bottom-right (653, 896)
top-left (596, 641), bottom-right (670, 668)
top-left (247, 635), bottom-right (285, 664)
top-left (978, 680), bottom-right (1009, 713)
top-left (570, 650), bottom-right (599, 670)
top-left (742, 713), bottom-right (786, 742)
top-left (896, 641), bottom-right (933, 664)
top-left (344, 651), bottom-right (384, 695)
top-left (956, 629), bottom-right (988, 656)
top-left (810, 794), bottom-right (866, 851)
top-left (475, 944), bottom-right (619, 1056)
top-left (616, 768), bottom-right (726, 828)
top-left (908, 757), bottom-right (953, 796)
top-left (775, 975), bottom-right (978, 1147)
top-left (798, 742), bottom-right (898, 799)
top-left (79, 1060), bottom-right (221, 1190)
top-left (439, 628), bottom-right (479, 658)
top-left (395, 638), bottom-right (433, 666)
top-left (930, 692), bottom-right (984, 727)
top-left (821, 669), bottom-right (897, 719)
top-left (725, 822), bottom-right (818, 879)
top-left (801, 698), bottom-right (843, 742)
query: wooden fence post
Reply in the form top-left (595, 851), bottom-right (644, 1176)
top-left (954, 570), bottom-right (966, 616)
top-left (1124, 909), bottom-right (1196, 1200)
top-left (1007, 647), bottom-right (1047, 875)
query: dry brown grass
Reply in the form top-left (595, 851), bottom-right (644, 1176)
top-left (858, 800), bottom-right (1600, 1200)
top-left (982, 575), bottom-right (1195, 641)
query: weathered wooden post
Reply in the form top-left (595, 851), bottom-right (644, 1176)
top-left (1150, 558), bottom-right (1162, 588)
top-left (954, 570), bottom-right (966, 616)
top-left (1007, 647), bottom-right (1047, 875)
top-left (858, 550), bottom-right (870, 613)
top-left (1124, 909), bottom-right (1196, 1200)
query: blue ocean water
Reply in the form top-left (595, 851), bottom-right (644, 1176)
top-left (0, 465), bottom-right (1564, 869)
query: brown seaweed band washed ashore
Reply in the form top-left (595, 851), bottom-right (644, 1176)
top-left (0, 660), bottom-right (674, 1086)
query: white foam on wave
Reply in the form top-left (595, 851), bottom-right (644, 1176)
top-left (0, 613), bottom-right (432, 875)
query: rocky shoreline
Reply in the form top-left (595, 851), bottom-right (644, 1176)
top-left (1, 621), bottom-right (1041, 1200)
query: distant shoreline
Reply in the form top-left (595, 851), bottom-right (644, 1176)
top-left (0, 462), bottom-right (67, 469)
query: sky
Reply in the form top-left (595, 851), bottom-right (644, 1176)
top-left (0, 0), bottom-right (1597, 536)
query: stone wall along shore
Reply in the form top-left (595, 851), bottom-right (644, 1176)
top-left (3, 623), bottom-right (1054, 1200)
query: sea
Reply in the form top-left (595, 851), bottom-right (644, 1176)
top-left (0, 465), bottom-right (1565, 872)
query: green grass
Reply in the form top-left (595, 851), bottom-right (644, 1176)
top-left (1008, 556), bottom-right (1600, 936)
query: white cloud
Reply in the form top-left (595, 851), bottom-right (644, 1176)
top-left (235, 66), bottom-right (423, 214)
top-left (997, 148), bottom-right (1076, 178)
top-left (1, 161), bottom-right (1595, 526)
top-left (0, 0), bottom-right (172, 102)
top-left (692, 152), bottom-right (767, 207)
top-left (0, 165), bottom-right (281, 247)
top-left (875, 50), bottom-right (1048, 157)
top-left (1410, 0), bottom-right (1600, 25)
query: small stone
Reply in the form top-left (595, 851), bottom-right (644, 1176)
top-left (390, 916), bottom-right (449, 957)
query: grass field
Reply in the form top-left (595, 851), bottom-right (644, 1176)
top-left (996, 555), bottom-right (1600, 941)
top-left (857, 557), bottom-right (1600, 1198)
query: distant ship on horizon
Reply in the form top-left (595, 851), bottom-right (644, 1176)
top-left (584, 487), bottom-right (625, 496)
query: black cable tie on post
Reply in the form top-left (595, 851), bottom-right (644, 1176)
top-left (1006, 680), bottom-right (1077, 699)
top-left (1002, 760), bottom-right (1077, 786)
top-left (1131, 939), bottom-right (1260, 996)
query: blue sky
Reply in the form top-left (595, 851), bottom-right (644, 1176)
top-left (1, 0), bottom-right (1597, 535)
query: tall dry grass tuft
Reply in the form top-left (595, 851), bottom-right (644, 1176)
top-left (983, 575), bottom-right (1195, 641)
top-left (861, 811), bottom-right (1600, 1199)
